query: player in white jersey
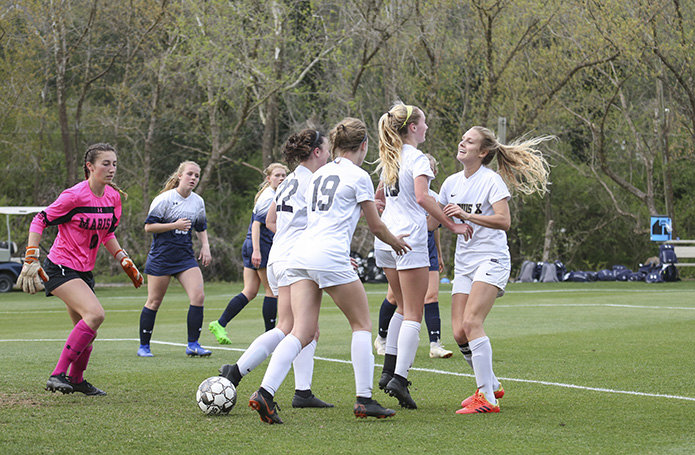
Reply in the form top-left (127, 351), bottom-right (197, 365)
top-left (440, 126), bottom-right (552, 414)
top-left (218, 129), bottom-right (332, 409)
top-left (374, 103), bottom-right (472, 409)
top-left (248, 118), bottom-right (411, 424)
top-left (209, 163), bottom-right (287, 344)
top-left (374, 154), bottom-right (453, 359)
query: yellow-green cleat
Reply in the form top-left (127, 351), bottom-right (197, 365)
top-left (208, 320), bottom-right (232, 344)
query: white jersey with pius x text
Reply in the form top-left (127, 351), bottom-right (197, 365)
top-left (288, 157), bottom-right (375, 272)
top-left (438, 165), bottom-right (511, 275)
top-left (267, 165), bottom-right (313, 267)
top-left (374, 144), bottom-right (434, 253)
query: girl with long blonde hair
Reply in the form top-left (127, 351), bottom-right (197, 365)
top-left (374, 102), bottom-right (472, 410)
top-left (138, 160), bottom-right (212, 357)
top-left (440, 126), bottom-right (551, 414)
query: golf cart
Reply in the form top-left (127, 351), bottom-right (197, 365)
top-left (0, 207), bottom-right (45, 292)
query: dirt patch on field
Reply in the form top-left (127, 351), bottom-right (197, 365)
top-left (0, 392), bottom-right (42, 408)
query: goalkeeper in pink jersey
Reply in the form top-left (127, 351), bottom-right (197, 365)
top-left (17, 143), bottom-right (143, 396)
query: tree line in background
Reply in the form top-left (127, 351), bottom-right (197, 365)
top-left (1, 0), bottom-right (693, 281)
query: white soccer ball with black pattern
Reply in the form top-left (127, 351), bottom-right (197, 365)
top-left (196, 376), bottom-right (237, 415)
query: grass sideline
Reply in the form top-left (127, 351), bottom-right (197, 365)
top-left (1, 281), bottom-right (694, 454)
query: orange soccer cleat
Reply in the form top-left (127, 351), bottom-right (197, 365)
top-left (456, 390), bottom-right (500, 414)
top-left (460, 384), bottom-right (504, 408)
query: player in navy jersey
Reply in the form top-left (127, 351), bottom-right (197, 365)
top-left (209, 163), bottom-right (288, 345)
top-left (248, 118), bottom-right (410, 424)
top-left (18, 143), bottom-right (143, 395)
top-left (137, 161), bottom-right (212, 357)
top-left (440, 126), bottom-right (552, 414)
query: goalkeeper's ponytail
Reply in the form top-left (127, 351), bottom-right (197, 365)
top-left (84, 143), bottom-right (129, 200)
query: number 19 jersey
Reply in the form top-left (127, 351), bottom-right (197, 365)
top-left (288, 157), bottom-right (375, 272)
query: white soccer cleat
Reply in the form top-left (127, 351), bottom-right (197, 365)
top-left (429, 339), bottom-right (453, 358)
top-left (373, 335), bottom-right (386, 355)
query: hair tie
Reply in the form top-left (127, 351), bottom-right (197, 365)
top-left (401, 105), bottom-right (413, 128)
top-left (311, 130), bottom-right (321, 149)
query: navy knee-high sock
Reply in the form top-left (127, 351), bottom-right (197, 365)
top-left (218, 293), bottom-right (249, 327)
top-left (187, 305), bottom-right (204, 343)
top-left (262, 296), bottom-right (278, 331)
top-left (378, 298), bottom-right (397, 339)
top-left (139, 307), bottom-right (157, 345)
top-left (424, 301), bottom-right (441, 343)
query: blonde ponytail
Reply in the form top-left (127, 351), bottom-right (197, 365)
top-left (254, 163), bottom-right (289, 204)
top-left (474, 126), bottom-right (552, 196)
top-left (160, 161), bottom-right (200, 194)
top-left (376, 103), bottom-right (422, 186)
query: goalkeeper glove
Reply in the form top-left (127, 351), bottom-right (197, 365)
top-left (17, 247), bottom-right (49, 295)
top-left (115, 249), bottom-right (143, 288)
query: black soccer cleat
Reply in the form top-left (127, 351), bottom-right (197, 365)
top-left (249, 389), bottom-right (283, 424)
top-left (219, 363), bottom-right (242, 388)
top-left (292, 390), bottom-right (334, 408)
top-left (384, 376), bottom-right (417, 409)
top-left (68, 377), bottom-right (106, 396)
top-left (45, 373), bottom-right (74, 394)
top-left (354, 397), bottom-right (396, 419)
top-left (378, 371), bottom-right (393, 390)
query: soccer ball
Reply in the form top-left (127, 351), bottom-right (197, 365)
top-left (196, 376), bottom-right (237, 415)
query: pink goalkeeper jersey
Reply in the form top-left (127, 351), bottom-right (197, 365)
top-left (30, 180), bottom-right (122, 272)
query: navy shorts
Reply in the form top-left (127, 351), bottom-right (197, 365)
top-left (428, 231), bottom-right (439, 272)
top-left (42, 258), bottom-right (95, 297)
top-left (242, 238), bottom-right (271, 269)
top-left (144, 255), bottom-right (199, 277)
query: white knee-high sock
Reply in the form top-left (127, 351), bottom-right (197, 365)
top-left (237, 328), bottom-right (285, 377)
top-left (385, 312), bottom-right (404, 355)
top-left (292, 339), bottom-right (316, 391)
top-left (470, 336), bottom-right (497, 405)
top-left (260, 334), bottom-right (302, 396)
top-left (351, 330), bottom-right (374, 398)
top-left (394, 320), bottom-right (421, 378)
top-left (461, 341), bottom-right (501, 391)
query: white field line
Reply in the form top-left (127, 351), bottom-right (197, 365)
top-left (4, 286), bottom-right (688, 303)
top-left (3, 300), bottom-right (694, 316)
top-left (1, 337), bottom-right (693, 403)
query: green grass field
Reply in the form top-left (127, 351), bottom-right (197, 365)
top-left (1, 281), bottom-right (694, 454)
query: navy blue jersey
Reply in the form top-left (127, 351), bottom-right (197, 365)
top-left (144, 189), bottom-right (207, 276)
top-left (242, 186), bottom-right (275, 262)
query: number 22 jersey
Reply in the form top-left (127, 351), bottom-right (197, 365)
top-left (267, 164), bottom-right (313, 267)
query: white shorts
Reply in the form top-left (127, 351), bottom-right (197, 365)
top-left (374, 248), bottom-right (429, 271)
top-left (452, 258), bottom-right (510, 297)
top-left (267, 262), bottom-right (290, 296)
top-left (285, 267), bottom-right (359, 290)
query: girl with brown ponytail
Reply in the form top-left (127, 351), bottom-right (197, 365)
top-left (18, 143), bottom-right (143, 396)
